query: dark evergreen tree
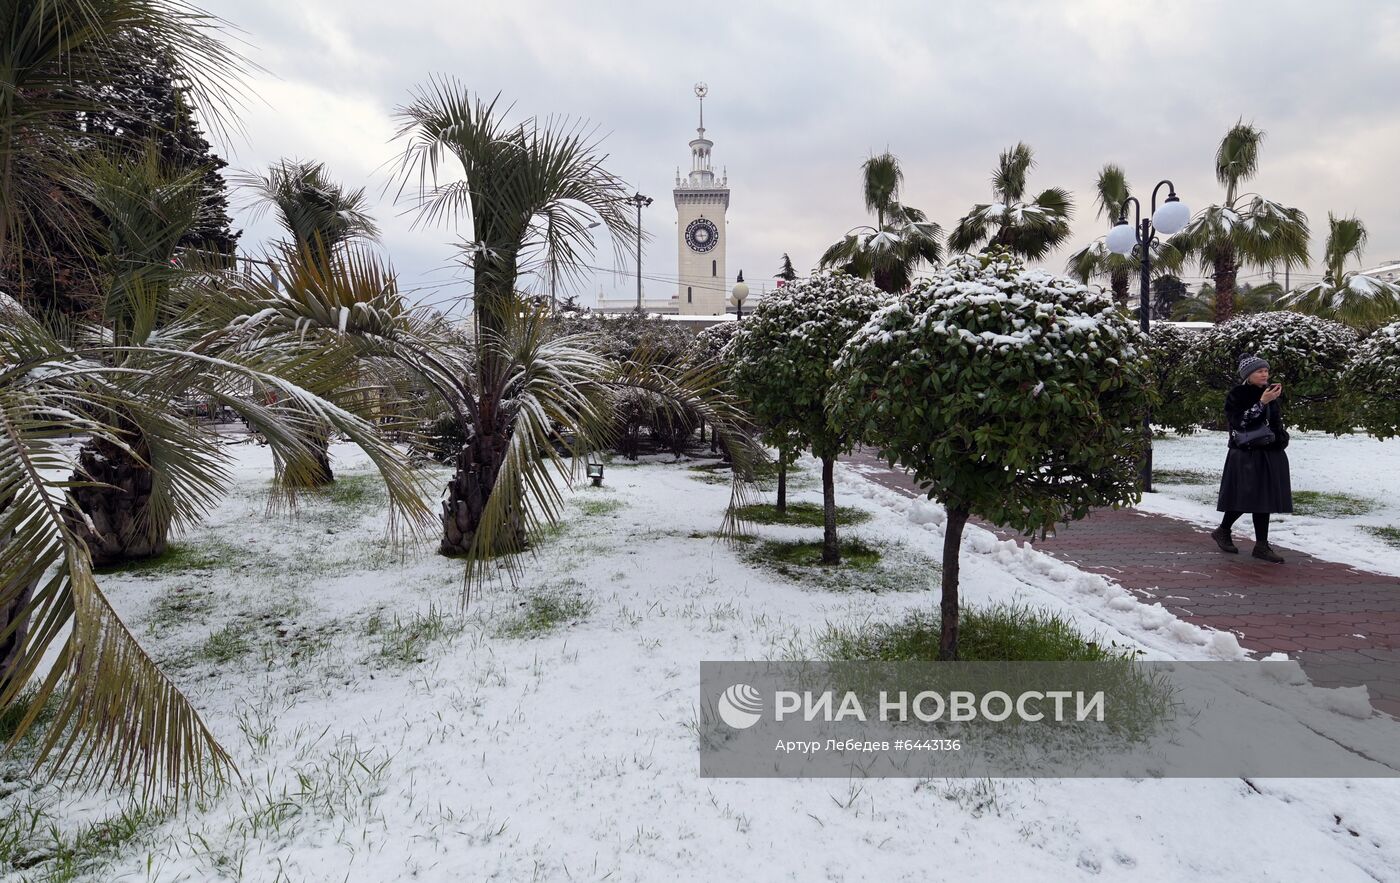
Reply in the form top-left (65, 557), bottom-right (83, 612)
top-left (775, 252), bottom-right (797, 282)
top-left (78, 35), bottom-right (240, 259)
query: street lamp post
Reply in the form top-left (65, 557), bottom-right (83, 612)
top-left (626, 192), bottom-right (652, 311)
top-left (732, 270), bottom-right (749, 320)
top-left (1106, 179), bottom-right (1191, 494)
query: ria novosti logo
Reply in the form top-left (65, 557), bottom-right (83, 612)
top-left (716, 683), bottom-right (763, 729)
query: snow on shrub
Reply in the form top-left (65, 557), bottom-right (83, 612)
top-left (687, 320), bottom-right (739, 367)
top-left (728, 271), bottom-right (890, 563)
top-left (1185, 311), bottom-right (1358, 433)
top-left (1346, 320), bottom-right (1400, 439)
top-left (830, 250), bottom-right (1151, 658)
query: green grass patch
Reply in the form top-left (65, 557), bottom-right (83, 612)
top-left (497, 587), bottom-right (594, 639)
top-left (578, 497), bottom-right (624, 517)
top-left (760, 538), bottom-right (881, 569)
top-left (0, 688), bottom-right (59, 749)
top-left (819, 603), bottom-right (1135, 662)
top-left (0, 800), bottom-right (164, 881)
top-left (365, 603), bottom-right (464, 666)
top-left (741, 537), bottom-right (937, 593)
top-left (1152, 469), bottom-right (1215, 486)
top-left (734, 501), bottom-right (870, 527)
top-left (147, 585), bottom-right (217, 630)
top-left (1362, 525), bottom-right (1400, 548)
top-left (95, 539), bottom-right (244, 576)
top-left (197, 623), bottom-right (251, 664)
top-left (310, 473), bottom-right (385, 510)
top-left (1291, 490), bottom-right (1378, 518)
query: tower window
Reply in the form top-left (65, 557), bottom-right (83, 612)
top-left (687, 287), bottom-right (692, 303)
top-left (711, 260), bottom-right (717, 277)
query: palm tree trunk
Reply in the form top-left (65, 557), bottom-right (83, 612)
top-left (820, 453), bottom-right (839, 565)
top-left (439, 426), bottom-right (522, 557)
top-left (67, 434), bottom-right (169, 567)
top-left (939, 505), bottom-right (970, 660)
top-left (1111, 268), bottom-right (1130, 307)
top-left (1213, 249), bottom-right (1239, 323)
top-left (872, 266), bottom-right (898, 295)
top-left (281, 430), bottom-right (334, 488)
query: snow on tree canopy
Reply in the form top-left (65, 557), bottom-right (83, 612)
top-left (838, 251), bottom-right (1142, 373)
top-left (727, 270), bottom-right (890, 459)
top-left (1346, 320), bottom-right (1400, 439)
top-left (829, 250), bottom-right (1152, 536)
top-left (1185, 310), bottom-right (1359, 433)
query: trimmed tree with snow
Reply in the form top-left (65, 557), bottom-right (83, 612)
top-left (830, 251), bottom-right (1151, 659)
top-left (1184, 310), bottom-right (1359, 434)
top-left (727, 272), bottom-right (890, 561)
top-left (1345, 321), bottom-right (1400, 439)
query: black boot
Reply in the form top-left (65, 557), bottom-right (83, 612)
top-left (1252, 543), bottom-right (1284, 563)
top-left (1210, 526), bottom-right (1238, 554)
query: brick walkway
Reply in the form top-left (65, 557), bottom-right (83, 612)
top-left (845, 450), bottom-right (1400, 718)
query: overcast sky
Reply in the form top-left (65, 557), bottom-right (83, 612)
top-left (201, 0), bottom-right (1400, 312)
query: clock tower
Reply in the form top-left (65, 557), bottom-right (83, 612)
top-left (674, 83), bottom-right (729, 315)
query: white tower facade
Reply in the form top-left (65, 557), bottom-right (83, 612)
top-left (674, 83), bottom-right (729, 315)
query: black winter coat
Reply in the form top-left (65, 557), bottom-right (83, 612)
top-left (1216, 383), bottom-right (1293, 513)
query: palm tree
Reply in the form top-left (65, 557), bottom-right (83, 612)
top-left (1166, 121), bottom-right (1310, 323)
top-left (1065, 164), bottom-right (1139, 305)
top-left (0, 283), bottom-right (428, 797)
top-left (949, 143), bottom-right (1074, 260)
top-left (818, 152), bottom-right (943, 293)
top-left (391, 79), bottom-right (746, 564)
top-left (1281, 214), bottom-right (1400, 329)
top-left (59, 150), bottom-right (428, 568)
top-left (235, 159), bottom-right (384, 485)
top-left (236, 159), bottom-right (380, 271)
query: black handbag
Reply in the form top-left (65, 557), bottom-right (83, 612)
top-left (1233, 421), bottom-right (1275, 448)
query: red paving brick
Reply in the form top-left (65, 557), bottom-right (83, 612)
top-left (845, 449), bottom-right (1400, 717)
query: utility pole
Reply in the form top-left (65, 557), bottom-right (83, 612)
top-left (626, 192), bottom-right (653, 311)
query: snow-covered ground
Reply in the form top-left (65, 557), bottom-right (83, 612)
top-left (3, 441), bottom-right (1399, 881)
top-left (1142, 430), bottom-right (1400, 576)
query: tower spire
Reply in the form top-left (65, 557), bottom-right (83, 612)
top-left (694, 82), bottom-right (708, 138)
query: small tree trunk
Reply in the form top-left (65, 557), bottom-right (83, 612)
top-left (1213, 249), bottom-right (1239, 324)
top-left (775, 450), bottom-right (788, 516)
top-left (67, 435), bottom-right (168, 567)
top-left (939, 505), bottom-right (970, 660)
top-left (820, 453), bottom-right (839, 565)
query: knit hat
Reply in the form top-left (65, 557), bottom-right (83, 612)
top-left (1237, 353), bottom-right (1270, 381)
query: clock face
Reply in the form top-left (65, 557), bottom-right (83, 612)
top-left (685, 218), bottom-right (719, 253)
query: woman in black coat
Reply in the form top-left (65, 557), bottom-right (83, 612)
top-left (1210, 354), bottom-right (1293, 563)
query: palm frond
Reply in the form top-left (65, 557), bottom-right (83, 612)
top-left (1093, 164), bottom-right (1131, 224)
top-left (861, 152), bottom-right (902, 220)
top-left (993, 142), bottom-right (1034, 202)
top-left (1, 295), bottom-right (231, 798)
top-left (1323, 213), bottom-right (1368, 281)
top-left (1216, 120), bottom-right (1262, 198)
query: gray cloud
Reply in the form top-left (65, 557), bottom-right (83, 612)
top-left (202, 0), bottom-right (1400, 308)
